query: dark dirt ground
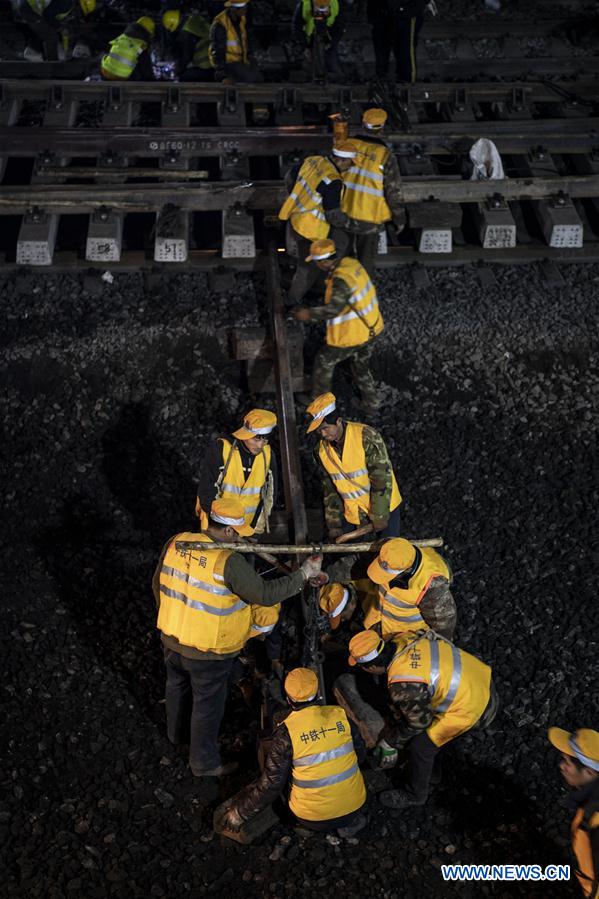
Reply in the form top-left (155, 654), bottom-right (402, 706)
top-left (1, 260), bottom-right (598, 898)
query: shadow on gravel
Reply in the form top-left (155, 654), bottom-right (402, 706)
top-left (100, 401), bottom-right (196, 544)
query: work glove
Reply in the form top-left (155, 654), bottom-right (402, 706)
top-left (300, 554), bottom-right (323, 581)
top-left (373, 739), bottom-right (399, 770)
top-left (309, 571), bottom-right (329, 588)
top-left (293, 307), bottom-right (311, 322)
top-left (220, 806), bottom-right (244, 832)
top-left (371, 517), bottom-right (389, 533)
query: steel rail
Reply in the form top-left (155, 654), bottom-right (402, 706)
top-left (2, 175), bottom-right (599, 214)
top-left (2, 120), bottom-right (598, 159)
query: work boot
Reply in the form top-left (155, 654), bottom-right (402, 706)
top-left (337, 813), bottom-right (367, 839)
top-left (379, 789), bottom-right (426, 809)
top-left (191, 761), bottom-right (238, 778)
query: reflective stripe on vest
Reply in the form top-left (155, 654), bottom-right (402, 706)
top-left (279, 156), bottom-right (340, 240)
top-left (157, 532), bottom-right (250, 654)
top-left (387, 635), bottom-right (492, 747)
top-left (219, 439), bottom-right (270, 524)
top-left (248, 603), bottom-right (280, 639)
top-left (341, 137), bottom-right (393, 225)
top-left (101, 33), bottom-right (145, 80)
top-left (209, 9), bottom-right (248, 66)
top-left (378, 547), bottom-right (449, 638)
top-left (319, 420), bottom-right (400, 526)
top-left (324, 257), bottom-right (384, 349)
top-left (286, 705), bottom-right (366, 821)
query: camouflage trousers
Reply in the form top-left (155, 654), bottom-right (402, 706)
top-left (312, 336), bottom-right (379, 405)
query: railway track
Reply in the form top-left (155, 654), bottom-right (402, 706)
top-left (1, 76), bottom-right (599, 270)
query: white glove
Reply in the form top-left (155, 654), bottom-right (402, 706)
top-left (300, 554), bottom-right (323, 581)
top-left (373, 739), bottom-right (399, 769)
top-left (72, 42), bottom-right (91, 59)
top-left (426, 0), bottom-right (438, 14)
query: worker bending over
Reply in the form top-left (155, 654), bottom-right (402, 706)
top-left (101, 17), bottom-right (156, 81)
top-left (219, 668), bottom-right (367, 837)
top-left (209, 0), bottom-right (263, 83)
top-left (367, 537), bottom-right (456, 640)
top-left (279, 141), bottom-right (357, 304)
top-left (548, 727), bottom-right (599, 898)
top-left (292, 0), bottom-right (344, 81)
top-left (162, 9), bottom-right (213, 81)
top-left (18, 0), bottom-right (95, 61)
top-left (348, 628), bottom-right (498, 808)
top-left (341, 107), bottom-right (406, 278)
top-left (153, 497), bottom-right (322, 776)
top-left (306, 392), bottom-right (401, 540)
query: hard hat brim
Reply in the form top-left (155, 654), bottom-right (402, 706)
top-left (548, 727), bottom-right (573, 756)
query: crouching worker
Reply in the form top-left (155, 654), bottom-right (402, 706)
top-left (348, 628), bottom-right (498, 808)
top-left (219, 667), bottom-right (368, 837)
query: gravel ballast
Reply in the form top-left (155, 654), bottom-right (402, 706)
top-left (1, 261), bottom-right (598, 898)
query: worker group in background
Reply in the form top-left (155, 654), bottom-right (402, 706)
top-left (18, 0), bottom-right (95, 61)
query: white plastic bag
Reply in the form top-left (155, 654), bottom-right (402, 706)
top-left (469, 138), bottom-right (505, 181)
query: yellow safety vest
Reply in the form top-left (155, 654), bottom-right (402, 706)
top-left (324, 257), bottom-right (384, 348)
top-left (319, 421), bottom-right (401, 526)
top-left (378, 548), bottom-right (450, 638)
top-left (279, 156), bottom-right (341, 240)
top-left (285, 705), bottom-right (366, 821)
top-left (209, 10), bottom-right (248, 66)
top-left (341, 137), bottom-right (392, 225)
top-left (157, 532), bottom-right (251, 655)
top-left (198, 439), bottom-right (271, 532)
top-left (387, 633), bottom-right (491, 747)
top-left (27, 0), bottom-right (73, 18)
top-left (101, 33), bottom-right (146, 80)
top-left (572, 806), bottom-right (599, 897)
top-left (183, 14), bottom-right (211, 69)
top-left (249, 603), bottom-right (280, 638)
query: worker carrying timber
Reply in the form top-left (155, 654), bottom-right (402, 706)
top-left (292, 0), bottom-right (345, 81)
top-left (18, 0), bottom-right (95, 62)
top-left (195, 409), bottom-right (278, 536)
top-left (209, 0), bottom-right (263, 83)
top-left (306, 392), bottom-right (401, 539)
top-left (341, 107), bottom-right (406, 278)
top-left (217, 667), bottom-right (367, 837)
top-left (279, 141), bottom-right (357, 305)
top-left (347, 628), bottom-right (498, 808)
top-left (153, 497), bottom-right (323, 777)
top-left (100, 17), bottom-right (156, 81)
top-left (162, 9), bottom-right (213, 81)
top-left (367, 537), bottom-right (456, 639)
top-left (548, 727), bottom-right (599, 898)
top-left (293, 241), bottom-right (384, 407)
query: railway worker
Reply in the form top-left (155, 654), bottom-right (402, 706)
top-left (279, 141), bottom-right (357, 305)
top-left (367, 0), bottom-right (428, 83)
top-left (208, 0), bottom-right (263, 84)
top-left (195, 408), bottom-right (278, 537)
top-left (18, 0), bottom-right (95, 62)
top-left (347, 628), bottom-right (498, 808)
top-left (153, 497), bottom-right (323, 777)
top-left (367, 537), bottom-right (456, 640)
top-left (162, 9), bottom-right (213, 82)
top-left (218, 668), bottom-right (367, 837)
top-left (305, 392), bottom-right (402, 540)
top-left (293, 236), bottom-right (384, 410)
top-left (340, 107), bottom-right (406, 278)
top-left (291, 0), bottom-right (344, 81)
top-left (100, 17), bottom-right (156, 81)
top-left (319, 580), bottom-right (379, 639)
top-left (548, 727), bottom-right (599, 897)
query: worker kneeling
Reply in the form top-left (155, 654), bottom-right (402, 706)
top-left (348, 628), bottom-right (498, 808)
top-left (219, 667), bottom-right (368, 837)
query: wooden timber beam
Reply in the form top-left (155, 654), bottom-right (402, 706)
top-left (1, 175), bottom-right (599, 214)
